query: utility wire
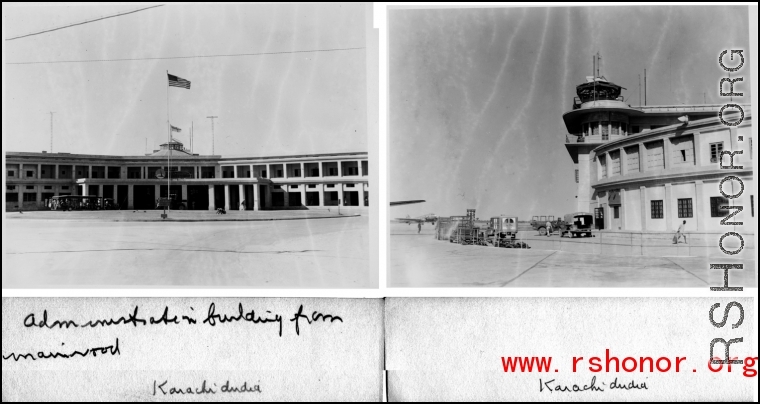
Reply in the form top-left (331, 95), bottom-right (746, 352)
top-left (6, 4), bottom-right (164, 41)
top-left (7, 47), bottom-right (366, 65)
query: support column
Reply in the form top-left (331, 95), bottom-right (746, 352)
top-left (113, 185), bottom-right (118, 206)
top-left (337, 184), bottom-right (344, 207)
top-left (283, 187), bottom-right (290, 207)
top-left (264, 185), bottom-right (272, 209)
top-left (253, 183), bottom-right (260, 211)
top-left (619, 188), bottom-right (626, 230)
top-left (72, 167), bottom-right (77, 180)
top-left (337, 161), bottom-right (342, 177)
top-left (639, 143), bottom-right (646, 173)
top-left (266, 164), bottom-right (271, 179)
top-left (358, 183), bottom-right (366, 207)
top-left (693, 132), bottom-right (704, 167)
top-left (694, 180), bottom-right (704, 231)
top-left (639, 185), bottom-right (647, 231)
top-left (224, 185), bottom-right (230, 211)
top-left (55, 164), bottom-right (59, 179)
top-left (239, 184), bottom-right (245, 210)
top-left (36, 187), bottom-right (42, 208)
top-left (318, 184), bottom-right (325, 207)
top-left (250, 164), bottom-right (254, 178)
top-left (665, 183), bottom-right (673, 232)
top-left (208, 185), bottom-right (215, 211)
top-left (81, 184), bottom-right (88, 196)
top-left (128, 184), bottom-right (134, 209)
top-left (233, 166), bottom-right (238, 179)
top-left (97, 185), bottom-right (103, 198)
top-left (358, 160), bottom-right (363, 176)
top-left (663, 138), bottom-right (672, 170)
top-left (300, 185), bottom-right (306, 208)
top-left (300, 162), bottom-right (304, 178)
top-left (284, 165), bottom-right (288, 179)
top-left (620, 148), bottom-right (628, 176)
top-left (37, 164), bottom-right (42, 179)
top-left (181, 184), bottom-right (188, 205)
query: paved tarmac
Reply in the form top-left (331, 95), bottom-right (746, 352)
top-left (4, 213), bottom-right (372, 288)
top-left (389, 223), bottom-right (755, 288)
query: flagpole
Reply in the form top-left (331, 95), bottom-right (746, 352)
top-left (166, 70), bottom-right (170, 212)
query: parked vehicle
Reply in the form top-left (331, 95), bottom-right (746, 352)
top-left (561, 212), bottom-right (594, 237)
top-left (530, 215), bottom-right (566, 236)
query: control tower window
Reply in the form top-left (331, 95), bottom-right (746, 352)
top-left (592, 122), bottom-right (600, 137)
top-left (621, 123), bottom-right (628, 136)
top-left (582, 122), bottom-right (589, 137)
top-left (601, 121), bottom-right (610, 140)
top-left (611, 122), bottom-right (620, 136)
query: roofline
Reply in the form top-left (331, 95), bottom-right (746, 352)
top-left (6, 151), bottom-right (368, 161)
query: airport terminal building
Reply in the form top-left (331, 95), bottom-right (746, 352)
top-left (563, 78), bottom-right (753, 234)
top-left (6, 140), bottom-right (369, 212)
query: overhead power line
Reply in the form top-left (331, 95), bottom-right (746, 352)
top-left (6, 4), bottom-right (164, 41)
top-left (7, 46), bottom-right (366, 65)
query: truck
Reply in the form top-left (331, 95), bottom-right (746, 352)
top-left (487, 216), bottom-right (529, 248)
top-left (530, 215), bottom-right (566, 236)
top-left (561, 212), bottom-right (594, 237)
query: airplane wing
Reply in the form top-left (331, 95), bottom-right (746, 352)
top-left (395, 218), bottom-right (424, 224)
top-left (390, 200), bottom-right (425, 206)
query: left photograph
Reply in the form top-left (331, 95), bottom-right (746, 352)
top-left (3, 3), bottom-right (375, 288)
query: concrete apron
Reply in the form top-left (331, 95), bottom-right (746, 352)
top-left (515, 231), bottom-right (754, 259)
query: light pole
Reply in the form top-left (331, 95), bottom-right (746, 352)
top-left (207, 116), bottom-right (218, 154)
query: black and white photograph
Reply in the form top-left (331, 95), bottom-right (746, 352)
top-left (388, 5), bottom-right (755, 288)
top-left (3, 3), bottom-right (377, 288)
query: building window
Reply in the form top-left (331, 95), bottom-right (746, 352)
top-left (6, 193), bottom-right (19, 202)
top-left (289, 185), bottom-right (298, 189)
top-left (592, 122), bottom-right (599, 137)
top-left (326, 184), bottom-right (335, 188)
top-left (6, 185), bottom-right (16, 191)
top-left (293, 169), bottom-right (301, 177)
top-left (261, 170), bottom-right (267, 178)
top-left (575, 169), bottom-right (579, 183)
top-left (78, 170), bottom-right (83, 176)
top-left (276, 169), bottom-right (283, 177)
top-left (27, 170), bottom-right (34, 177)
top-left (328, 167), bottom-right (338, 176)
top-left (44, 186), bottom-right (53, 190)
top-left (601, 121), bottom-right (609, 140)
top-left (651, 200), bottom-right (664, 219)
top-left (613, 206), bottom-right (620, 219)
top-left (611, 122), bottom-right (620, 136)
top-left (308, 184), bottom-right (316, 189)
top-left (62, 186), bottom-right (69, 190)
top-left (677, 198), bottom-right (693, 218)
top-left (346, 184), bottom-right (355, 188)
top-left (710, 142), bottom-right (724, 163)
top-left (23, 193), bottom-right (37, 202)
top-left (26, 186), bottom-right (35, 190)
top-left (680, 149), bottom-right (687, 162)
top-left (310, 168), bottom-right (319, 177)
top-left (7, 170), bottom-right (14, 177)
top-left (345, 167), bottom-right (358, 176)
top-left (621, 122), bottom-right (628, 136)
top-left (710, 196), bottom-right (729, 217)
top-left (273, 185), bottom-right (281, 190)
top-left (62, 170), bottom-right (66, 175)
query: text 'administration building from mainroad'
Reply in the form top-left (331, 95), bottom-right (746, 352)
top-left (6, 139), bottom-right (368, 212)
top-left (563, 77), bottom-right (753, 234)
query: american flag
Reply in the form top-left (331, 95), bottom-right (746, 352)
top-left (167, 73), bottom-right (191, 89)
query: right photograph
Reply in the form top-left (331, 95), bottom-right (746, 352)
top-left (388, 5), bottom-right (755, 288)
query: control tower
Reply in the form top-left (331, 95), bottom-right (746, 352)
top-left (562, 77), bottom-right (635, 212)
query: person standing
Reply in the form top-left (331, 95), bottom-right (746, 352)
top-left (240, 199), bottom-right (246, 211)
top-left (417, 221), bottom-right (422, 234)
top-left (673, 220), bottom-right (688, 244)
top-left (545, 220), bottom-right (552, 237)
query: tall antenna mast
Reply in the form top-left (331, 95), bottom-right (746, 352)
top-left (638, 74), bottom-right (641, 107)
top-left (644, 68), bottom-right (647, 106)
top-left (207, 116), bottom-right (218, 154)
top-left (49, 111), bottom-right (56, 152)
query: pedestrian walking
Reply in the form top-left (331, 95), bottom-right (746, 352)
top-left (417, 222), bottom-right (422, 234)
top-left (545, 220), bottom-right (552, 237)
top-left (240, 200), bottom-right (246, 211)
top-left (673, 220), bottom-right (688, 244)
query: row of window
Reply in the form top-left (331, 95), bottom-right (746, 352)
top-left (581, 121), bottom-right (629, 140)
top-left (648, 196), bottom-right (731, 219)
top-left (8, 165), bottom-right (367, 179)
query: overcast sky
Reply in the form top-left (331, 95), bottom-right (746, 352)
top-left (389, 5), bottom-right (752, 220)
top-left (2, 3), bottom-right (367, 157)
